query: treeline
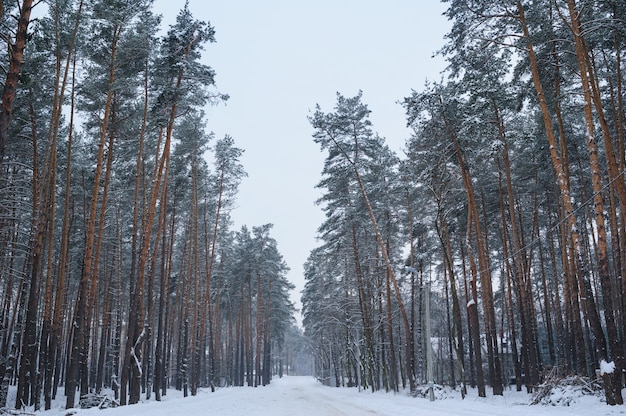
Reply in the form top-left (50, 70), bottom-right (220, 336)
top-left (302, 0), bottom-right (626, 406)
top-left (0, 0), bottom-right (297, 411)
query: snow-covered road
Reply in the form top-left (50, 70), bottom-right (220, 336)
top-left (46, 376), bottom-right (624, 416)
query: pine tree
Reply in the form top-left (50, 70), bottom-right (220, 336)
top-left (309, 92), bottom-right (415, 391)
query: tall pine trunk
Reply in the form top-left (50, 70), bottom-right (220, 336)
top-left (0, 0), bottom-right (33, 177)
top-left (65, 24), bottom-right (119, 410)
top-left (564, 0), bottom-right (623, 403)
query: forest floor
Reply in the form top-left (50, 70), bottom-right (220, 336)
top-left (9, 376), bottom-right (626, 416)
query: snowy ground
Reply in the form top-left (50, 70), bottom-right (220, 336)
top-left (18, 376), bottom-right (626, 416)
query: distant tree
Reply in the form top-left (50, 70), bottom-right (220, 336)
top-left (200, 134), bottom-right (246, 391)
top-left (308, 92), bottom-right (414, 392)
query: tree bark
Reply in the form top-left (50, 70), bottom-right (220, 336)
top-left (0, 0), bottom-right (34, 176)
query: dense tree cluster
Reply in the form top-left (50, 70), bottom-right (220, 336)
top-left (0, 0), bottom-right (298, 411)
top-left (302, 0), bottom-right (626, 406)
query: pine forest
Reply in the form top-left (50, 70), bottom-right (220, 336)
top-left (0, 0), bottom-right (625, 413)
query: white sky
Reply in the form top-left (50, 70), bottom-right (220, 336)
top-left (152, 0), bottom-right (450, 323)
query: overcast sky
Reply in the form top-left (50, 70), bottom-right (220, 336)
top-left (152, 0), bottom-right (451, 323)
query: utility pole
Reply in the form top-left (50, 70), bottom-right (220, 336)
top-left (425, 282), bottom-right (435, 401)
